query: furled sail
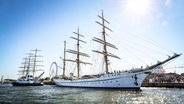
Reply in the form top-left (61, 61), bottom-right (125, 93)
top-left (65, 27), bottom-right (91, 78)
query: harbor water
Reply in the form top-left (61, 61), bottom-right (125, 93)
top-left (0, 85), bottom-right (184, 104)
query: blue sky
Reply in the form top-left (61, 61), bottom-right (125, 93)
top-left (0, 0), bottom-right (184, 79)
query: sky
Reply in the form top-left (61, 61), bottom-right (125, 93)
top-left (0, 0), bottom-right (184, 79)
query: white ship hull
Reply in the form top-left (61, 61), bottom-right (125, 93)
top-left (53, 70), bottom-right (151, 89)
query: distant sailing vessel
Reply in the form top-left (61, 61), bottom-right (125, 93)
top-left (1, 75), bottom-right (4, 83)
top-left (0, 75), bottom-right (12, 86)
top-left (12, 49), bottom-right (44, 86)
top-left (53, 11), bottom-right (181, 89)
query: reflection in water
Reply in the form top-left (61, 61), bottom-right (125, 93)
top-left (0, 85), bottom-right (184, 104)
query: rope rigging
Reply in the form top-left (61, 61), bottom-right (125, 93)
top-left (118, 23), bottom-right (174, 54)
top-left (105, 22), bottom-right (178, 69)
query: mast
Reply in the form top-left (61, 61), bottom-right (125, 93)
top-left (63, 41), bottom-right (66, 77)
top-left (18, 50), bottom-right (43, 77)
top-left (93, 10), bottom-right (120, 74)
top-left (102, 11), bottom-right (109, 74)
top-left (31, 49), bottom-right (43, 77)
top-left (18, 55), bottom-right (32, 77)
top-left (26, 55), bottom-right (31, 76)
top-left (77, 28), bottom-right (80, 78)
top-left (65, 27), bottom-right (91, 78)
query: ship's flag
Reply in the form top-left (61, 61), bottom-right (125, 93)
top-left (174, 70), bottom-right (176, 74)
top-left (153, 65), bottom-right (166, 74)
top-left (160, 69), bottom-right (166, 73)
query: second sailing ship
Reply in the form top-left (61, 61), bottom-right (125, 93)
top-left (12, 49), bottom-right (44, 86)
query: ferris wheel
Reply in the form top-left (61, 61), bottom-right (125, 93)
top-left (49, 62), bottom-right (58, 78)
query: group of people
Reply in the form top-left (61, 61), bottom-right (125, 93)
top-left (144, 73), bottom-right (184, 83)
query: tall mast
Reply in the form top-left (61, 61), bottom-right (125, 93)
top-left (26, 54), bottom-right (31, 76)
top-left (101, 11), bottom-right (109, 74)
top-left (65, 27), bottom-right (91, 78)
top-left (63, 41), bottom-right (66, 77)
top-left (93, 10), bottom-right (120, 74)
top-left (33, 49), bottom-right (37, 77)
top-left (77, 27), bottom-right (80, 77)
top-left (18, 50), bottom-right (43, 77)
top-left (31, 49), bottom-right (42, 77)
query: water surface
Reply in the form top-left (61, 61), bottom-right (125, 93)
top-left (0, 85), bottom-right (184, 104)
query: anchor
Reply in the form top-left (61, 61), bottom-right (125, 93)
top-left (134, 74), bottom-right (138, 86)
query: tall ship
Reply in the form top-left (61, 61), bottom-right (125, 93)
top-left (12, 49), bottom-right (44, 86)
top-left (53, 11), bottom-right (181, 89)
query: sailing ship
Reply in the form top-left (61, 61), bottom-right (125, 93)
top-left (12, 49), bottom-right (44, 86)
top-left (53, 11), bottom-right (181, 89)
top-left (0, 75), bottom-right (13, 87)
top-left (1, 75), bottom-right (4, 83)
